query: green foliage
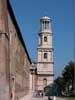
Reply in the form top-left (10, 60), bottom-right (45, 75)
top-left (44, 61), bottom-right (74, 97)
top-left (62, 61), bottom-right (74, 84)
top-left (62, 61), bottom-right (74, 95)
top-left (54, 77), bottom-right (65, 95)
top-left (44, 83), bottom-right (59, 96)
top-left (54, 61), bottom-right (74, 97)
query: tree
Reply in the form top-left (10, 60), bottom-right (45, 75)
top-left (54, 77), bottom-right (65, 95)
top-left (44, 83), bottom-right (59, 96)
top-left (62, 61), bottom-right (74, 96)
top-left (62, 61), bottom-right (74, 91)
top-left (54, 61), bottom-right (74, 96)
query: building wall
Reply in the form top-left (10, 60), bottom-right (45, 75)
top-left (0, 0), bottom-right (31, 100)
top-left (37, 63), bottom-right (53, 74)
top-left (0, 33), bottom-right (9, 100)
top-left (15, 37), bottom-right (31, 98)
top-left (0, 0), bottom-right (9, 100)
top-left (38, 33), bottom-right (52, 49)
top-left (37, 75), bottom-right (53, 90)
top-left (7, 2), bottom-right (31, 99)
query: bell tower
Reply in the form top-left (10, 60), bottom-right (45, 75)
top-left (37, 16), bottom-right (54, 91)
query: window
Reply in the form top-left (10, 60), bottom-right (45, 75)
top-left (44, 53), bottom-right (47, 59)
top-left (44, 36), bottom-right (47, 42)
top-left (43, 78), bottom-right (47, 87)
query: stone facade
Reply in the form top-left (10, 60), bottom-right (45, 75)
top-left (30, 16), bottom-right (54, 95)
top-left (37, 16), bottom-right (54, 91)
top-left (0, 0), bottom-right (31, 100)
top-left (0, 0), bottom-right (9, 100)
top-left (30, 62), bottom-right (37, 94)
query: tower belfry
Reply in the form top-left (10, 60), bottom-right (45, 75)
top-left (40, 16), bottom-right (51, 32)
top-left (37, 16), bottom-right (54, 91)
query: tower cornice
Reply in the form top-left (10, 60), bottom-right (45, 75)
top-left (37, 73), bottom-right (54, 76)
top-left (37, 62), bottom-right (54, 64)
top-left (37, 47), bottom-right (54, 51)
top-left (39, 30), bottom-right (52, 34)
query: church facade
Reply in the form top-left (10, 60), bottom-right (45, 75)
top-left (30, 16), bottom-right (54, 96)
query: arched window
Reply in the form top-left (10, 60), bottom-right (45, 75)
top-left (43, 78), bottom-right (47, 87)
top-left (44, 36), bottom-right (47, 42)
top-left (44, 53), bottom-right (47, 59)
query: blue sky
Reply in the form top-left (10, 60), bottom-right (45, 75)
top-left (10, 0), bottom-right (74, 78)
